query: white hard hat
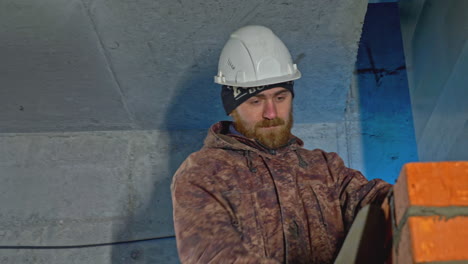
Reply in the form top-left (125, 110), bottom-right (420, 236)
top-left (214, 25), bottom-right (301, 87)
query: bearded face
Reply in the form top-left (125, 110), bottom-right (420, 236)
top-left (232, 109), bottom-right (293, 149)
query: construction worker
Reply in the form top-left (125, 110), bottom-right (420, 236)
top-left (171, 25), bottom-right (391, 263)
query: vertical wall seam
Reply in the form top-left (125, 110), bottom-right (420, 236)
top-left (79, 0), bottom-right (139, 130)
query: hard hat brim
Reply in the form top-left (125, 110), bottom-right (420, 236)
top-left (214, 70), bottom-right (301, 88)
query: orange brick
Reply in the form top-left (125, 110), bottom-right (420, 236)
top-left (393, 161), bottom-right (468, 225)
top-left (392, 162), bottom-right (468, 264)
top-left (408, 216), bottom-right (468, 262)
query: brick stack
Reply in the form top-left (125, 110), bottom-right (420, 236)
top-left (392, 161), bottom-right (468, 263)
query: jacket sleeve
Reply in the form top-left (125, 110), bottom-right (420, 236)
top-left (171, 156), bottom-right (280, 264)
top-left (323, 151), bottom-right (392, 231)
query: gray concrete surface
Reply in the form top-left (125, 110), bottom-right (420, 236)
top-left (0, 237), bottom-right (179, 264)
top-left (0, 130), bottom-right (205, 246)
top-left (1, 0), bottom-right (369, 133)
top-left (0, 0), bottom-right (135, 133)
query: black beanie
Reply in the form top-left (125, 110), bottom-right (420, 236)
top-left (221, 81), bottom-right (294, 115)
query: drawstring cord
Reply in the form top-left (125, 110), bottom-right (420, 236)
top-left (294, 149), bottom-right (309, 168)
top-left (243, 150), bottom-right (257, 173)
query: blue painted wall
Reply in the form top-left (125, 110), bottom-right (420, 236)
top-left (354, 3), bottom-right (419, 183)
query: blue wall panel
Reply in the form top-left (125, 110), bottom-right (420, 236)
top-left (355, 3), bottom-right (419, 183)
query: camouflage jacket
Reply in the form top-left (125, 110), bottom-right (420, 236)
top-left (171, 121), bottom-right (391, 264)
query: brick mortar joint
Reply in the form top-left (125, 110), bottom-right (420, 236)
top-left (389, 188), bottom-right (468, 256)
top-left (393, 206), bottom-right (468, 250)
top-left (403, 206), bottom-right (468, 220)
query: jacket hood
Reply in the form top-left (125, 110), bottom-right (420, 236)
top-left (203, 121), bottom-right (304, 156)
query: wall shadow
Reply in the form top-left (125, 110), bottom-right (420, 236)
top-left (110, 45), bottom-right (227, 263)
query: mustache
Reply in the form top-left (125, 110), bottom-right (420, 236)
top-left (255, 118), bottom-right (285, 128)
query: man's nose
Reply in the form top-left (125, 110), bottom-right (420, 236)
top-left (263, 100), bottom-right (277, 120)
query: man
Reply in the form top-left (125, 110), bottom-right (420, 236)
top-left (171, 25), bottom-right (391, 263)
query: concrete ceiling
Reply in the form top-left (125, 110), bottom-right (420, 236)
top-left (1, 0), bottom-right (369, 132)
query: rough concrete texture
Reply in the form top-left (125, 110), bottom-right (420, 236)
top-left (0, 130), bottom-right (205, 246)
top-left (0, 237), bottom-right (180, 264)
top-left (0, 0), bottom-right (368, 132)
top-left (399, 0), bottom-right (468, 161)
top-left (0, 124), bottom-right (349, 244)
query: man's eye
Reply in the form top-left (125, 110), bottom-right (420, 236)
top-left (276, 96), bottom-right (285, 101)
top-left (250, 99), bottom-right (260, 105)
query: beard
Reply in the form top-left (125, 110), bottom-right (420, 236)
top-left (232, 110), bottom-right (293, 149)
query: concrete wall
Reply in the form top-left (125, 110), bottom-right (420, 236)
top-left (0, 130), bottom-right (202, 263)
top-left (0, 0), bottom-right (370, 132)
top-left (348, 2), bottom-right (418, 183)
top-left (0, 0), bottom-right (419, 263)
top-left (399, 0), bottom-right (468, 161)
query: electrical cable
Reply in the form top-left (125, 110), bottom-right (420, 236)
top-left (0, 235), bottom-right (175, 250)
